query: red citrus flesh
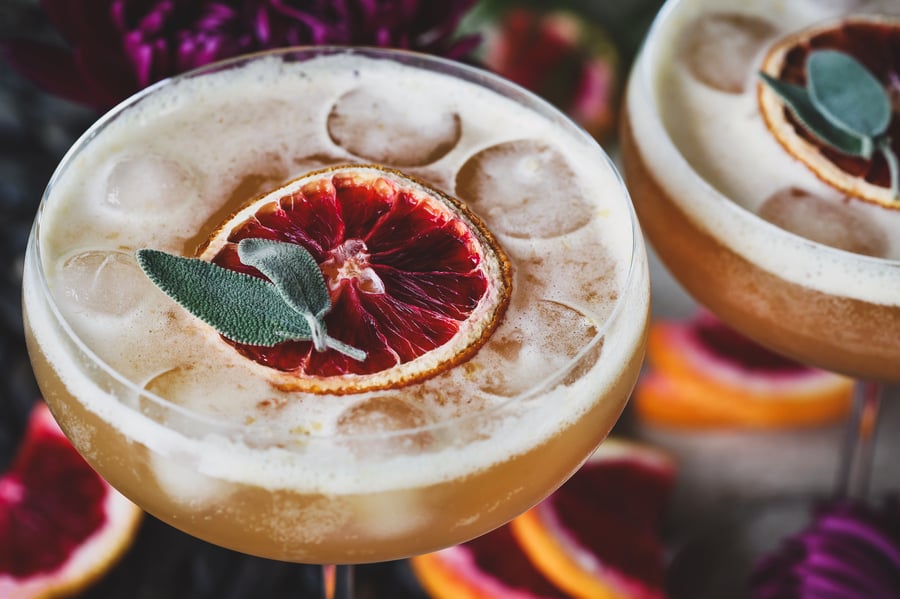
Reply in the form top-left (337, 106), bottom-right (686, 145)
top-left (0, 402), bottom-right (142, 598)
top-left (511, 439), bottom-right (676, 599)
top-left (633, 312), bottom-right (853, 429)
top-left (759, 17), bottom-right (900, 208)
top-left (412, 525), bottom-right (568, 598)
top-left (201, 165), bottom-right (511, 393)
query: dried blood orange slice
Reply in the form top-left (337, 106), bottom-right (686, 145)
top-left (633, 312), bottom-right (853, 429)
top-left (758, 16), bottom-right (900, 208)
top-left (200, 165), bottom-right (511, 394)
top-left (0, 402), bottom-right (142, 598)
top-left (510, 439), bottom-right (676, 599)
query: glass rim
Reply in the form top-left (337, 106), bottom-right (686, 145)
top-left (634, 0), bottom-right (900, 270)
top-left (29, 45), bottom-right (645, 442)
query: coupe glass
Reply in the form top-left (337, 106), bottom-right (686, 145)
top-left (621, 0), bottom-right (899, 593)
top-left (23, 47), bottom-right (649, 597)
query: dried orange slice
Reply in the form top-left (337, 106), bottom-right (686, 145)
top-left (200, 165), bottom-right (511, 394)
top-left (0, 402), bottom-right (142, 598)
top-left (510, 439), bottom-right (676, 599)
top-left (758, 16), bottom-right (900, 208)
top-left (633, 312), bottom-right (853, 429)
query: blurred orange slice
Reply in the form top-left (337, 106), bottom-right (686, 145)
top-left (0, 402), bottom-right (142, 598)
top-left (633, 312), bottom-right (853, 429)
top-left (510, 439), bottom-right (676, 599)
top-left (411, 523), bottom-right (569, 598)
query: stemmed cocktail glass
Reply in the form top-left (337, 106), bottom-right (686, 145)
top-left (622, 0), bottom-right (900, 594)
top-left (22, 47), bottom-right (650, 596)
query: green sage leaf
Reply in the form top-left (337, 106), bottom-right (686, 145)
top-left (807, 50), bottom-right (891, 140)
top-left (759, 72), bottom-right (872, 158)
top-left (877, 137), bottom-right (900, 200)
top-left (136, 249), bottom-right (312, 346)
top-left (237, 238), bottom-right (332, 351)
top-left (137, 243), bottom-right (368, 361)
top-left (237, 238), bottom-right (331, 319)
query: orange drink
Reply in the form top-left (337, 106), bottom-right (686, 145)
top-left (23, 48), bottom-right (649, 564)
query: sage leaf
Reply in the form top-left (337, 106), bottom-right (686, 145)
top-left (237, 238), bottom-right (332, 352)
top-left (137, 242), bottom-right (368, 362)
top-left (877, 137), bottom-right (900, 200)
top-left (324, 336), bottom-right (368, 362)
top-left (759, 72), bottom-right (872, 158)
top-left (136, 249), bottom-right (312, 346)
top-left (807, 50), bottom-right (891, 140)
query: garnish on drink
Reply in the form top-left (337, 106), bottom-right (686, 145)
top-left (138, 165), bottom-right (512, 394)
top-left (758, 17), bottom-right (900, 206)
top-left (0, 403), bottom-right (142, 598)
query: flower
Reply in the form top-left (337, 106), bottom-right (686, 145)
top-left (481, 8), bottom-right (620, 143)
top-left (750, 498), bottom-right (900, 599)
top-left (3, 0), bottom-right (479, 111)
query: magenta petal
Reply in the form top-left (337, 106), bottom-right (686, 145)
top-left (72, 45), bottom-right (141, 110)
top-left (2, 41), bottom-right (101, 107)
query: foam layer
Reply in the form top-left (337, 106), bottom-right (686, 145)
top-left (25, 51), bottom-right (647, 497)
top-left (627, 0), bottom-right (900, 305)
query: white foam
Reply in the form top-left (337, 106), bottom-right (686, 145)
top-left (627, 0), bottom-right (900, 305)
top-left (26, 52), bottom-right (647, 499)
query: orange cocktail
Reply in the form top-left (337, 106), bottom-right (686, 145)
top-left (24, 47), bottom-right (649, 565)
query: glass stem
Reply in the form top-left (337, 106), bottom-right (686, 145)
top-left (833, 380), bottom-right (883, 500)
top-left (322, 564), bottom-right (355, 599)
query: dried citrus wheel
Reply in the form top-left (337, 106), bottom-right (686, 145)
top-left (510, 439), bottom-right (676, 599)
top-left (758, 16), bottom-right (900, 208)
top-left (200, 165), bottom-right (511, 394)
top-left (0, 402), bottom-right (142, 598)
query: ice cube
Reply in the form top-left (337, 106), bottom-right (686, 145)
top-left (327, 85), bottom-right (461, 167)
top-left (758, 187), bottom-right (888, 257)
top-left (336, 395), bottom-right (435, 455)
top-left (148, 451), bottom-right (233, 508)
top-left (142, 366), bottom-right (200, 427)
top-left (462, 298), bottom-right (598, 397)
top-left (680, 13), bottom-right (777, 94)
top-left (57, 250), bottom-right (152, 316)
top-left (104, 153), bottom-right (198, 215)
top-left (455, 140), bottom-right (593, 239)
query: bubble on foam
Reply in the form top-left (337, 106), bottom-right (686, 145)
top-left (328, 84), bottom-right (461, 166)
top-left (455, 139), bottom-right (593, 238)
top-left (758, 187), bottom-right (888, 257)
top-left (458, 298), bottom-right (598, 397)
top-left (679, 13), bottom-right (777, 94)
top-left (104, 153), bottom-right (199, 215)
top-left (57, 250), bottom-right (152, 317)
